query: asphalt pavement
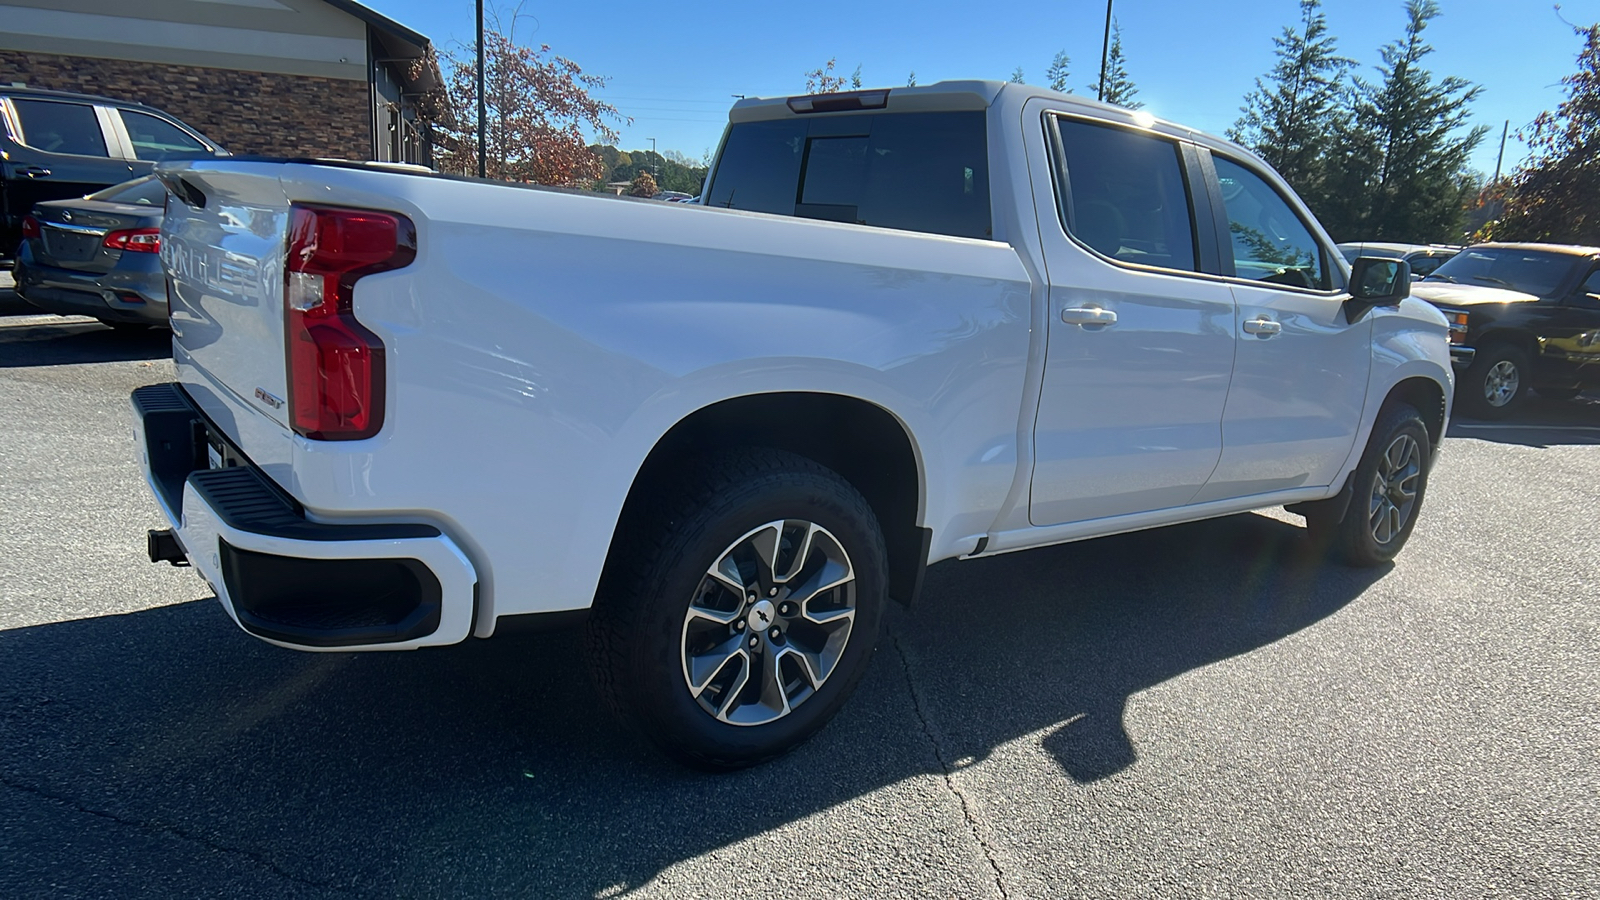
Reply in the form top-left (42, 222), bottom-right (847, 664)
top-left (1, 314), bottom-right (1595, 898)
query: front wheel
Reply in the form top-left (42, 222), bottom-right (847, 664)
top-left (1459, 344), bottom-right (1531, 418)
top-left (587, 448), bottom-right (887, 770)
top-left (1305, 403), bottom-right (1432, 567)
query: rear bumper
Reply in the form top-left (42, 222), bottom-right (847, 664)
top-left (131, 382), bottom-right (478, 651)
top-left (14, 249), bottom-right (169, 325)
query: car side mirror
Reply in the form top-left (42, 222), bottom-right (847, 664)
top-left (1345, 256), bottom-right (1410, 322)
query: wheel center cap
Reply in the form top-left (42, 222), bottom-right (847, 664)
top-left (746, 599), bottom-right (777, 633)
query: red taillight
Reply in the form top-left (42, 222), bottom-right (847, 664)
top-left (103, 227), bottom-right (162, 254)
top-left (21, 215), bottom-right (40, 241)
top-left (284, 205), bottom-right (415, 440)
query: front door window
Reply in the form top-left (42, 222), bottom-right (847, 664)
top-left (1213, 156), bottom-right (1327, 290)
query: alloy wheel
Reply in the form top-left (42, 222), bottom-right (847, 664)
top-left (1483, 359), bottom-right (1521, 408)
top-left (680, 520), bottom-right (856, 726)
top-left (1368, 433), bottom-right (1421, 546)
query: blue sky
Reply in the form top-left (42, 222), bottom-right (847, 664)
top-left (376, 0), bottom-right (1599, 178)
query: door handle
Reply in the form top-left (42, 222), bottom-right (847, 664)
top-left (19, 166), bottom-right (51, 178)
top-left (1243, 317), bottom-right (1282, 336)
top-left (1061, 306), bottom-right (1118, 327)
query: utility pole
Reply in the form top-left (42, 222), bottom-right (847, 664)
top-left (476, 0), bottom-right (486, 178)
top-left (1492, 119), bottom-right (1509, 185)
top-left (649, 137), bottom-right (658, 179)
top-left (1097, 0), bottom-right (1114, 102)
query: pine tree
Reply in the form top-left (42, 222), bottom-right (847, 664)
top-left (1229, 0), bottom-right (1354, 217)
top-left (1010, 66), bottom-right (1026, 84)
top-left (1047, 51), bottom-right (1072, 93)
top-left (1488, 23), bottom-right (1600, 244)
top-left (1320, 0), bottom-right (1486, 241)
top-left (850, 64), bottom-right (863, 89)
top-left (907, 71), bottom-right (917, 87)
top-left (1092, 21), bottom-right (1142, 109)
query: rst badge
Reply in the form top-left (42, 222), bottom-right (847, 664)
top-left (254, 388), bottom-right (284, 409)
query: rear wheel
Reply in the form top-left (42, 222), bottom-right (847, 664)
top-left (1305, 403), bottom-right (1431, 567)
top-left (1459, 344), bottom-right (1530, 418)
top-left (587, 448), bottom-right (887, 770)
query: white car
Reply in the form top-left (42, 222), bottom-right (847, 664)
top-left (135, 81), bottom-right (1453, 768)
top-left (1337, 242), bottom-right (1461, 280)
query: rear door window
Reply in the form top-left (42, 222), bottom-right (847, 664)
top-left (706, 111), bottom-right (992, 240)
top-left (11, 99), bottom-right (109, 157)
top-left (118, 109), bottom-right (208, 159)
top-left (1052, 117), bottom-right (1198, 272)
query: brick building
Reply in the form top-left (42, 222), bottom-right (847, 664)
top-left (0, 0), bottom-right (441, 165)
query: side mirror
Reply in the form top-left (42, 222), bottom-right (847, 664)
top-left (1345, 256), bottom-right (1410, 322)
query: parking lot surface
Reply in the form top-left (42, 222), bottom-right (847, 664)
top-left (1, 313), bottom-right (1596, 898)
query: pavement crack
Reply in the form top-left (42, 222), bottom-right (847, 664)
top-left (888, 626), bottom-right (1010, 900)
top-left (0, 773), bottom-right (348, 893)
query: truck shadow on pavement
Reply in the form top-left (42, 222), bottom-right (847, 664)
top-left (0, 514), bottom-right (1379, 897)
top-left (0, 318), bottom-right (170, 367)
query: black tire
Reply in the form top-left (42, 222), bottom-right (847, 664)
top-left (586, 448), bottom-right (888, 770)
top-left (1305, 403), bottom-right (1432, 567)
top-left (1459, 344), bottom-right (1531, 419)
top-left (1534, 385), bottom-right (1583, 401)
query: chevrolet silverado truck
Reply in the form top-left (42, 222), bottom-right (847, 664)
top-left (1410, 242), bottom-right (1600, 418)
top-left (133, 82), bottom-right (1453, 768)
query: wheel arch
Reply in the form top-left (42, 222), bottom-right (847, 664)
top-left (1382, 375), bottom-right (1448, 451)
top-left (610, 392), bottom-right (930, 606)
top-left (1472, 327), bottom-right (1541, 360)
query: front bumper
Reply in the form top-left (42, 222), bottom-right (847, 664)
top-left (1450, 345), bottom-right (1476, 368)
top-left (131, 382), bottom-right (478, 651)
top-left (14, 250), bottom-right (169, 325)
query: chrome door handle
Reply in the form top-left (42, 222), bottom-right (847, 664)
top-left (1243, 317), bottom-right (1282, 336)
top-left (1061, 306), bottom-right (1118, 326)
top-left (20, 166), bottom-right (51, 178)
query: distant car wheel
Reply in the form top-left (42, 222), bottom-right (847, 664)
top-left (586, 448), bottom-right (887, 770)
top-left (1305, 403), bottom-right (1431, 567)
top-left (1460, 344), bottom-right (1531, 419)
top-left (1534, 385), bottom-right (1583, 401)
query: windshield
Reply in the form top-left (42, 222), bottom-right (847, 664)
top-left (1425, 248), bottom-right (1572, 296)
top-left (86, 176), bottom-right (167, 207)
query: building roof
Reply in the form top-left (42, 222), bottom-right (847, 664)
top-left (323, 0), bottom-right (442, 94)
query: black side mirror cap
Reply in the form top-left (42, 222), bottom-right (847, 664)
top-left (1345, 256), bottom-right (1411, 322)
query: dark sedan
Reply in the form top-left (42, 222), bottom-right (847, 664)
top-left (13, 176), bottom-right (168, 329)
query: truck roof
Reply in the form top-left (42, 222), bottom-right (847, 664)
top-left (729, 80), bottom-right (1268, 173)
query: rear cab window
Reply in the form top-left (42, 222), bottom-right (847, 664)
top-left (705, 111), bottom-right (992, 240)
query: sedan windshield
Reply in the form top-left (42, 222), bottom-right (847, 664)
top-left (1425, 248), bottom-right (1571, 296)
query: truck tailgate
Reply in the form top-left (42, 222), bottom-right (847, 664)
top-left (159, 162), bottom-right (293, 433)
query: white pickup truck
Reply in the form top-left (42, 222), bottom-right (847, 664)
top-left (135, 81), bottom-right (1453, 768)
